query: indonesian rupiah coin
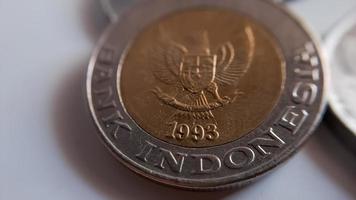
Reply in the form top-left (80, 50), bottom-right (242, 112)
top-left (87, 0), bottom-right (327, 190)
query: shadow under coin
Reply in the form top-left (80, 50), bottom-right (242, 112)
top-left (52, 59), bottom-right (240, 199)
top-left (304, 123), bottom-right (356, 198)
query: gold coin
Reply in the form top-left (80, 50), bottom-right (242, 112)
top-left (119, 8), bottom-right (285, 147)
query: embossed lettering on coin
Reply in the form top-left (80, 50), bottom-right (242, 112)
top-left (88, 0), bottom-right (326, 190)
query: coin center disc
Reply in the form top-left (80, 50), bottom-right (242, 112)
top-left (119, 8), bottom-right (285, 147)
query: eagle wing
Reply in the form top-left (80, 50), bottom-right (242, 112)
top-left (151, 42), bottom-right (187, 85)
top-left (215, 26), bottom-right (255, 86)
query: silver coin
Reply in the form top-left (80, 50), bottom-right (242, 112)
top-left (100, 0), bottom-right (295, 22)
top-left (324, 10), bottom-right (356, 151)
top-left (87, 0), bottom-right (327, 190)
top-left (100, 0), bottom-right (141, 22)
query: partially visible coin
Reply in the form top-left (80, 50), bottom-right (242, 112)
top-left (100, 0), bottom-right (140, 22)
top-left (324, 10), bottom-right (356, 152)
top-left (87, 0), bottom-right (327, 190)
top-left (100, 0), bottom-right (293, 22)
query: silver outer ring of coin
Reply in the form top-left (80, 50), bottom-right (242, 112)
top-left (87, 0), bottom-right (327, 190)
top-left (324, 10), bottom-right (356, 152)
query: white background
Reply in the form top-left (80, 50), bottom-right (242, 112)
top-left (1, 0), bottom-right (356, 199)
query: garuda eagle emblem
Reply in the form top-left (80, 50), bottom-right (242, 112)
top-left (151, 26), bottom-right (255, 120)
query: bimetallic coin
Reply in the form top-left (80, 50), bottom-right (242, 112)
top-left (325, 10), bottom-right (356, 151)
top-left (87, 0), bottom-right (327, 190)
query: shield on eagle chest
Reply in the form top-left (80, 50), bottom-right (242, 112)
top-left (179, 55), bottom-right (217, 93)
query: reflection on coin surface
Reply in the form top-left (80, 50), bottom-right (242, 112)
top-left (325, 11), bottom-right (356, 150)
top-left (87, 0), bottom-right (326, 190)
top-left (120, 9), bottom-right (285, 147)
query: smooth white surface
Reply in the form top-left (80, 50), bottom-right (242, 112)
top-left (0, 0), bottom-right (355, 200)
